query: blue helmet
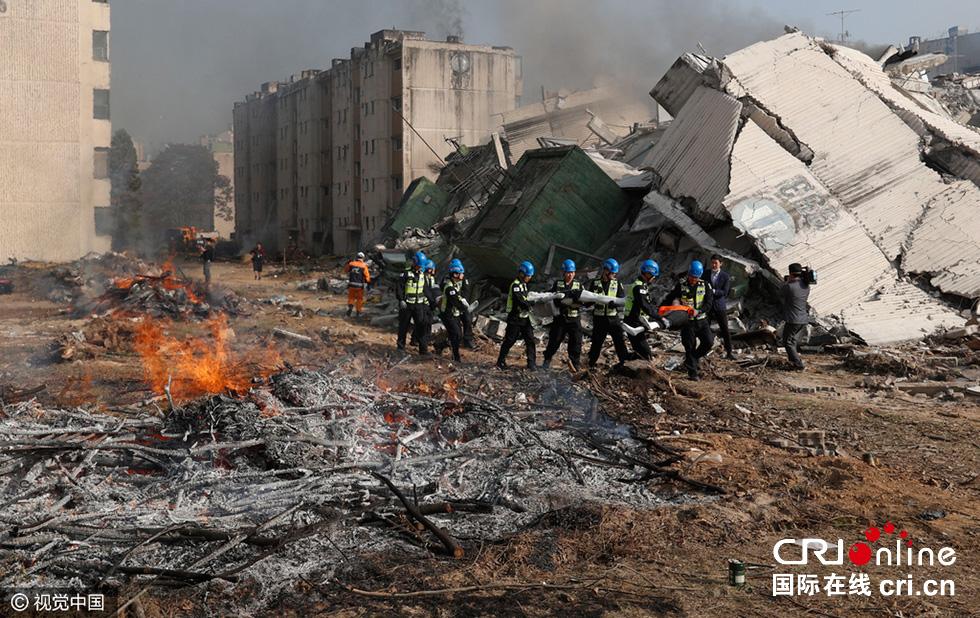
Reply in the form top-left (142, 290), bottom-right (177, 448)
top-left (641, 260), bottom-right (660, 276)
top-left (424, 260), bottom-right (435, 271)
top-left (413, 251), bottom-right (427, 267)
top-left (688, 260), bottom-right (704, 278)
top-left (562, 259), bottom-right (576, 273)
top-left (518, 261), bottom-right (535, 277)
top-left (603, 258), bottom-right (619, 274)
top-left (449, 259), bottom-right (464, 274)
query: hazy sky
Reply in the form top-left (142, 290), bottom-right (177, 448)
top-left (110, 0), bottom-right (979, 147)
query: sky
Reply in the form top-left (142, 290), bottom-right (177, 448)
top-left (109, 0), bottom-right (979, 148)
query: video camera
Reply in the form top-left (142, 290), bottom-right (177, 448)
top-left (799, 266), bottom-right (817, 285)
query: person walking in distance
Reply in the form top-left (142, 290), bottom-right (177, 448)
top-left (496, 262), bottom-right (538, 371)
top-left (201, 238), bottom-right (215, 284)
top-left (345, 251), bottom-right (371, 317)
top-left (623, 260), bottom-right (660, 361)
top-left (779, 263), bottom-right (811, 371)
top-left (250, 243), bottom-right (266, 280)
top-left (541, 259), bottom-right (584, 372)
top-left (396, 252), bottom-right (428, 352)
top-left (587, 258), bottom-right (630, 371)
top-left (661, 261), bottom-right (714, 381)
top-left (707, 254), bottom-right (736, 359)
top-left (433, 259), bottom-right (469, 363)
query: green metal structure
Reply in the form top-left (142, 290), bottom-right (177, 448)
top-left (456, 146), bottom-right (632, 279)
top-left (382, 177), bottom-right (450, 239)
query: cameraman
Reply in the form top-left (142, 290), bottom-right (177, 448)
top-left (779, 263), bottom-right (811, 371)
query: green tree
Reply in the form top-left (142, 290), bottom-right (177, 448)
top-left (141, 144), bottom-right (231, 245)
top-left (109, 129), bottom-right (143, 252)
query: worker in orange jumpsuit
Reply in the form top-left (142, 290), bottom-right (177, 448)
top-left (345, 251), bottom-right (371, 317)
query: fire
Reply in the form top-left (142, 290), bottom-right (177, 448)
top-left (133, 316), bottom-right (279, 402)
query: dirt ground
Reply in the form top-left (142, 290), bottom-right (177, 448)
top-left (2, 256), bottom-right (979, 617)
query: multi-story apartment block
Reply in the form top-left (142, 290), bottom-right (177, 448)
top-left (914, 26), bottom-right (980, 77)
top-left (0, 0), bottom-right (112, 260)
top-left (234, 29), bottom-right (522, 255)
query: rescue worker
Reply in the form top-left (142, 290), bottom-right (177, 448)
top-left (779, 262), bottom-right (811, 371)
top-left (587, 258), bottom-right (631, 371)
top-left (541, 259), bottom-right (584, 372)
top-left (496, 261), bottom-right (537, 370)
top-left (419, 259), bottom-right (438, 354)
top-left (433, 259), bottom-right (468, 363)
top-left (345, 251), bottom-right (371, 317)
top-left (707, 254), bottom-right (736, 359)
top-left (395, 252), bottom-right (428, 352)
top-left (623, 260), bottom-right (660, 361)
top-left (661, 261), bottom-right (714, 381)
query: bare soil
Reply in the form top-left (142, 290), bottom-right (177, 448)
top-left (2, 257), bottom-right (979, 617)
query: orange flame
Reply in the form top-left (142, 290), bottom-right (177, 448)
top-left (133, 316), bottom-right (279, 401)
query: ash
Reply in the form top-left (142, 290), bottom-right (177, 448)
top-left (0, 368), bottom-right (709, 602)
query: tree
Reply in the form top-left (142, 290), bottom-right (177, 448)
top-left (109, 129), bottom-right (143, 252)
top-left (141, 144), bottom-right (231, 245)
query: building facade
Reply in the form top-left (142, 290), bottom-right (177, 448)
top-left (0, 0), bottom-right (112, 260)
top-left (915, 26), bottom-right (980, 77)
top-left (234, 29), bottom-right (522, 255)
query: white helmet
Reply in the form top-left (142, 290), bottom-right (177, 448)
top-left (356, 252), bottom-right (365, 259)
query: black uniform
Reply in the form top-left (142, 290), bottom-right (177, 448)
top-left (542, 278), bottom-right (583, 370)
top-left (434, 277), bottom-right (467, 362)
top-left (201, 243), bottom-right (215, 283)
top-left (623, 277), bottom-right (657, 360)
top-left (778, 277), bottom-right (810, 370)
top-left (661, 278), bottom-right (714, 379)
top-left (396, 267), bottom-right (429, 352)
top-left (496, 278), bottom-right (535, 369)
top-left (587, 277), bottom-right (630, 369)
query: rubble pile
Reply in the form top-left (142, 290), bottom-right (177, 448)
top-left (0, 368), bottom-right (712, 601)
top-left (72, 274), bottom-right (243, 320)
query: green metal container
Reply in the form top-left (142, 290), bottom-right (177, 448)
top-left (728, 559), bottom-right (746, 587)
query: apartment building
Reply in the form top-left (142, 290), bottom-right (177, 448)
top-left (0, 0), bottom-right (112, 260)
top-left (234, 29), bottom-right (522, 255)
top-left (201, 129), bottom-right (235, 239)
top-left (915, 26), bottom-right (980, 77)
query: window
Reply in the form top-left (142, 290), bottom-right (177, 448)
top-left (93, 89), bottom-right (110, 119)
top-left (354, 87), bottom-right (360, 103)
top-left (393, 137), bottom-right (403, 151)
top-left (354, 162), bottom-right (360, 177)
top-left (393, 175), bottom-right (403, 190)
top-left (392, 96), bottom-right (402, 111)
top-left (93, 147), bottom-right (109, 179)
top-left (371, 178), bottom-right (375, 192)
top-left (371, 101), bottom-right (375, 115)
top-left (371, 139), bottom-right (375, 154)
top-left (354, 199), bottom-right (361, 214)
top-left (94, 207), bottom-right (112, 235)
top-left (393, 57), bottom-right (402, 71)
top-left (93, 31), bottom-right (109, 61)
top-left (354, 125), bottom-right (360, 140)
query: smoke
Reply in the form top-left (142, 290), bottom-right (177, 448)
top-left (496, 0), bottom-right (806, 100)
top-left (410, 0), bottom-right (466, 40)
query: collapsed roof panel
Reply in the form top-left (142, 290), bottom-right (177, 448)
top-left (722, 33), bottom-right (943, 261)
top-left (725, 120), bottom-right (894, 317)
top-left (649, 53), bottom-right (717, 117)
top-left (839, 280), bottom-right (964, 346)
top-left (499, 86), bottom-right (654, 162)
top-left (640, 86), bottom-right (741, 222)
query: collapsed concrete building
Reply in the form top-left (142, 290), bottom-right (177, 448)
top-left (639, 29), bottom-right (980, 344)
top-left (379, 29), bottom-right (980, 346)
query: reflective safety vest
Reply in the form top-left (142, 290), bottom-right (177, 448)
top-left (681, 280), bottom-right (708, 320)
top-left (440, 278), bottom-right (463, 317)
top-left (405, 271), bottom-right (426, 304)
top-left (593, 279), bottom-right (620, 317)
top-left (624, 279), bottom-right (649, 318)
top-left (560, 280), bottom-right (583, 319)
top-left (506, 279), bottom-right (529, 320)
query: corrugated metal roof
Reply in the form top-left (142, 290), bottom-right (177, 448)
top-left (722, 33), bottom-right (946, 261)
top-left (649, 53), bottom-right (715, 117)
top-left (838, 280), bottom-right (963, 346)
top-left (725, 120), bottom-right (893, 317)
top-left (639, 86), bottom-right (741, 222)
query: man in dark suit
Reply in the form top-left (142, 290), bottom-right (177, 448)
top-left (707, 254), bottom-right (736, 360)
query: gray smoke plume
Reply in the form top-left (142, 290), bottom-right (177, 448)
top-left (411, 0), bottom-right (466, 39)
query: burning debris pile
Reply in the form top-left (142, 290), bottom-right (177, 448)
top-left (0, 368), bottom-right (717, 604)
top-left (71, 271), bottom-right (243, 320)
